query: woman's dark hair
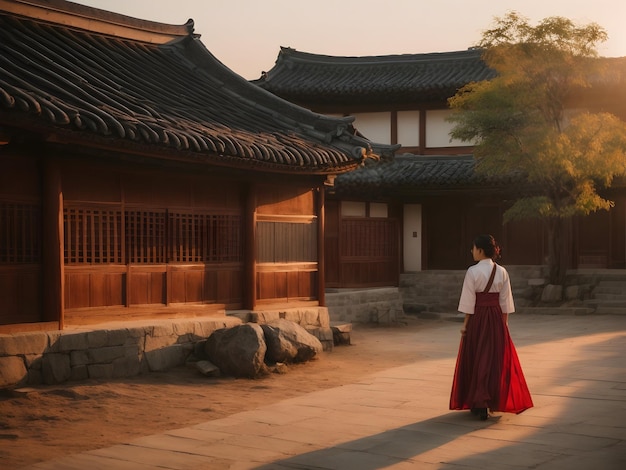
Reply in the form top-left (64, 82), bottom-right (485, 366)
top-left (474, 234), bottom-right (501, 260)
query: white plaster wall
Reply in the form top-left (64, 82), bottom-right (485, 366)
top-left (425, 109), bottom-right (468, 147)
top-left (397, 110), bottom-right (420, 147)
top-left (341, 200), bottom-right (366, 217)
top-left (369, 202), bottom-right (388, 218)
top-left (352, 112), bottom-right (391, 144)
top-left (403, 204), bottom-right (422, 271)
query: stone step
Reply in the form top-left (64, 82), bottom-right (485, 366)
top-left (596, 280), bottom-right (626, 288)
top-left (584, 299), bottom-right (626, 308)
top-left (592, 293), bottom-right (626, 301)
top-left (594, 306), bottom-right (626, 315)
top-left (516, 307), bottom-right (596, 315)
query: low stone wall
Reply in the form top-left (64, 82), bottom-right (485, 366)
top-left (0, 307), bottom-right (336, 390)
top-left (325, 287), bottom-right (404, 324)
top-left (0, 317), bottom-right (241, 389)
top-left (235, 306), bottom-right (335, 351)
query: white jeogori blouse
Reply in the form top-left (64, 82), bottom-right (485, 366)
top-left (458, 259), bottom-right (515, 315)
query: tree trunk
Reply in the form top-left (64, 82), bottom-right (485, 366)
top-left (546, 217), bottom-right (570, 285)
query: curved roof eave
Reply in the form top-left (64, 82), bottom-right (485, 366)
top-left (0, 1), bottom-right (396, 175)
top-left (255, 47), bottom-right (497, 107)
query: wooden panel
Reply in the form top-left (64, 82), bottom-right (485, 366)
top-left (0, 154), bottom-right (40, 199)
top-left (336, 217), bottom-right (399, 286)
top-left (424, 203), bottom-right (465, 269)
top-left (61, 164), bottom-right (121, 202)
top-left (576, 209), bottom-right (610, 268)
top-left (257, 271), bottom-right (276, 301)
top-left (65, 273), bottom-right (91, 309)
top-left (0, 266), bottom-right (40, 325)
top-left (193, 181), bottom-right (242, 210)
top-left (204, 269), bottom-right (218, 303)
top-left (324, 200), bottom-right (340, 285)
top-left (299, 271), bottom-right (315, 298)
top-left (166, 264), bottom-right (243, 305)
top-left (339, 259), bottom-right (396, 288)
top-left (216, 269), bottom-right (243, 305)
top-left (288, 271), bottom-right (300, 298)
top-left (122, 172), bottom-right (190, 206)
top-left (274, 271), bottom-right (288, 299)
top-left (169, 270), bottom-right (186, 303)
top-left (184, 270), bottom-right (204, 303)
top-left (503, 218), bottom-right (544, 265)
top-left (256, 185), bottom-right (315, 215)
top-left (65, 267), bottom-right (126, 309)
top-left (256, 263), bottom-right (317, 302)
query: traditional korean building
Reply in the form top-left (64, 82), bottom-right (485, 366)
top-left (257, 47), bottom-right (626, 287)
top-left (0, 0), bottom-right (395, 332)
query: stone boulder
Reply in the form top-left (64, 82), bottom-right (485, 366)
top-left (204, 323), bottom-right (268, 378)
top-left (261, 319), bottom-right (323, 364)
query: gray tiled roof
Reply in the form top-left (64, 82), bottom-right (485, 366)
top-left (255, 47), bottom-right (496, 108)
top-left (0, 2), bottom-right (396, 174)
top-left (333, 155), bottom-right (521, 198)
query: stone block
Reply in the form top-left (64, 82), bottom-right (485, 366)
top-left (70, 365), bottom-right (89, 381)
top-left (112, 355), bottom-right (141, 378)
top-left (0, 356), bottom-right (28, 388)
top-left (107, 328), bottom-right (132, 346)
top-left (145, 333), bottom-right (178, 352)
top-left (317, 308), bottom-right (330, 327)
top-left (173, 321), bottom-right (196, 336)
top-left (42, 353), bottom-right (71, 384)
top-left (0, 332), bottom-right (48, 356)
top-left (331, 323), bottom-right (352, 346)
top-left (127, 326), bottom-right (149, 339)
top-left (196, 360), bottom-right (220, 377)
top-left (86, 330), bottom-right (108, 349)
top-left (249, 311), bottom-right (281, 323)
top-left (46, 331), bottom-right (62, 353)
top-left (151, 324), bottom-right (175, 337)
top-left (24, 354), bottom-right (42, 369)
top-left (144, 344), bottom-right (189, 371)
top-left (88, 363), bottom-right (114, 379)
top-left (87, 345), bottom-right (128, 364)
top-left (541, 284), bottom-right (563, 302)
top-left (70, 350), bottom-right (90, 366)
top-left (57, 332), bottom-right (89, 352)
top-left (27, 368), bottom-right (42, 386)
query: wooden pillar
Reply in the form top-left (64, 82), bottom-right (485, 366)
top-left (42, 160), bottom-right (64, 328)
top-left (244, 182), bottom-right (257, 310)
top-left (317, 183), bottom-right (326, 307)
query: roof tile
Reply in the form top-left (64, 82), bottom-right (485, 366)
top-left (0, 5), bottom-right (395, 173)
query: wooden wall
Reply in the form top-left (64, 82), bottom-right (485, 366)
top-left (255, 183), bottom-right (320, 305)
top-left (324, 200), bottom-right (400, 288)
top-left (60, 161), bottom-right (244, 323)
top-left (0, 155), bottom-right (41, 325)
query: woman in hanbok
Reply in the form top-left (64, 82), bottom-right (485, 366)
top-left (449, 234), bottom-right (533, 420)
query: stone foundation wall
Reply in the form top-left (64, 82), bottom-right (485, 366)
top-left (0, 317), bottom-right (241, 389)
top-left (325, 287), bottom-right (404, 324)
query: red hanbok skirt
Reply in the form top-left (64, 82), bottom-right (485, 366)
top-left (449, 292), bottom-right (533, 414)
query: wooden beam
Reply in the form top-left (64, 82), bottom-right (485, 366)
top-left (244, 183), bottom-right (257, 310)
top-left (317, 184), bottom-right (326, 307)
top-left (42, 159), bottom-right (64, 327)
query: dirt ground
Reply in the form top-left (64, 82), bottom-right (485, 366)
top-left (0, 318), bottom-right (447, 468)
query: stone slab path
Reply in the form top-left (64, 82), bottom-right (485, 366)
top-left (26, 314), bottom-right (626, 469)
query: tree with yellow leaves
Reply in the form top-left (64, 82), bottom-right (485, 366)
top-left (449, 12), bottom-right (626, 286)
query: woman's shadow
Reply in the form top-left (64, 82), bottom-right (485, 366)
top-left (253, 411), bottom-right (500, 469)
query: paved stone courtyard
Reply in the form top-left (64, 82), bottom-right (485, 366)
top-left (23, 313), bottom-right (626, 469)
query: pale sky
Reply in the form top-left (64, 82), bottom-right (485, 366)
top-left (73, 0), bottom-right (626, 80)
